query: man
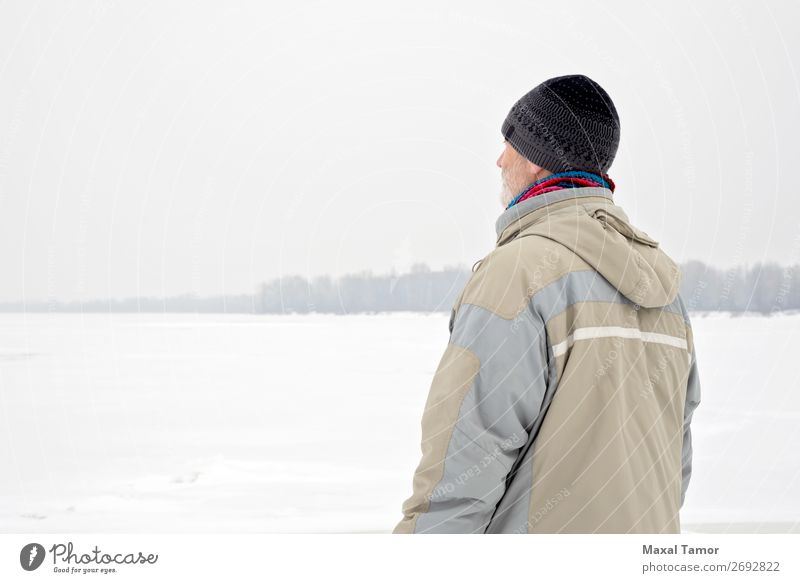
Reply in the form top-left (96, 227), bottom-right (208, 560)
top-left (393, 74), bottom-right (701, 534)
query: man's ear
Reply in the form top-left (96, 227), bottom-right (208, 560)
top-left (525, 158), bottom-right (544, 175)
top-left (529, 158), bottom-right (554, 179)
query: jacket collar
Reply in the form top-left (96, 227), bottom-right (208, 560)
top-left (495, 186), bottom-right (614, 246)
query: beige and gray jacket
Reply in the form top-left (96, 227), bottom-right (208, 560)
top-left (393, 186), bottom-right (701, 534)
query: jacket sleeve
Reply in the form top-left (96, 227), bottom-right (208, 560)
top-left (680, 324), bottom-right (701, 508)
top-left (393, 295), bottom-right (551, 534)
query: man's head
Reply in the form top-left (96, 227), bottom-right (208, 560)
top-left (496, 139), bottom-right (551, 207)
top-left (498, 74), bottom-right (620, 206)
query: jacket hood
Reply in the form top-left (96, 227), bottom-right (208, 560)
top-left (508, 195), bottom-right (682, 308)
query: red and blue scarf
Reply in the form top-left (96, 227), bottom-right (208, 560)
top-left (506, 170), bottom-right (616, 210)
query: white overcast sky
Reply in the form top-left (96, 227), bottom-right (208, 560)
top-left (1, 0), bottom-right (798, 302)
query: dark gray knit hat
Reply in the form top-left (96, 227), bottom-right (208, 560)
top-left (501, 74), bottom-right (620, 174)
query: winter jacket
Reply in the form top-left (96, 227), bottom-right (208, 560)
top-left (393, 185), bottom-right (701, 534)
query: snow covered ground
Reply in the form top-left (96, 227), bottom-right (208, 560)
top-left (0, 311), bottom-right (798, 533)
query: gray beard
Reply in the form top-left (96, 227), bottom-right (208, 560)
top-left (499, 184), bottom-right (512, 208)
top-left (499, 177), bottom-right (520, 208)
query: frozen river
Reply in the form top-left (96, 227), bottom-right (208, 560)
top-left (1, 312), bottom-right (798, 533)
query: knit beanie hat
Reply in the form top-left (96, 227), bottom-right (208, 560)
top-left (501, 74), bottom-right (620, 174)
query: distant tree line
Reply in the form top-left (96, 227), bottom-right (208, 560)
top-left (679, 260), bottom-right (800, 313)
top-left (0, 293), bottom-right (259, 314)
top-left (2, 260), bottom-right (799, 314)
top-left (254, 263), bottom-right (471, 314)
